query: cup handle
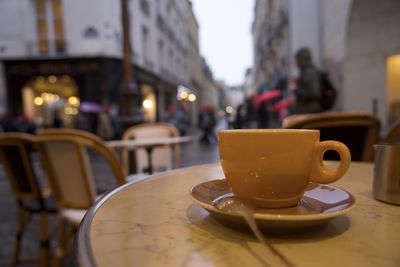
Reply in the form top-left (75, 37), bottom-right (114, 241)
top-left (311, 141), bottom-right (351, 184)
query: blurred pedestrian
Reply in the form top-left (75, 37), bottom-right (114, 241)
top-left (198, 105), bottom-right (217, 145)
top-left (108, 105), bottom-right (121, 139)
top-left (226, 111), bottom-right (235, 129)
top-left (257, 102), bottom-right (269, 128)
top-left (0, 112), bottom-right (16, 132)
top-left (97, 106), bottom-right (114, 140)
top-left (290, 47), bottom-right (321, 114)
top-left (176, 103), bottom-right (190, 136)
top-left (164, 105), bottom-right (176, 125)
top-left (233, 104), bottom-right (245, 129)
top-left (245, 97), bottom-right (258, 128)
top-left (15, 114), bottom-right (37, 134)
top-left (75, 112), bottom-right (91, 132)
top-left (52, 110), bottom-right (63, 128)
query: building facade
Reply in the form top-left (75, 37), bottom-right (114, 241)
top-left (0, 0), bottom-right (211, 129)
top-left (251, 0), bottom-right (400, 129)
top-left (200, 58), bottom-right (219, 109)
top-left (251, 0), bottom-right (289, 94)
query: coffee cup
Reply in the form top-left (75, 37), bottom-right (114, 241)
top-left (218, 129), bottom-right (351, 208)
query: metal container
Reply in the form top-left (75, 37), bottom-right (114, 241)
top-left (373, 144), bottom-right (400, 205)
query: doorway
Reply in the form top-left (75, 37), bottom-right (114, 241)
top-left (22, 75), bottom-right (79, 127)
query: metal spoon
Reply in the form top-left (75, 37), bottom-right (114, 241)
top-left (213, 193), bottom-right (296, 267)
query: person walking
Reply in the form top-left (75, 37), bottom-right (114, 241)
top-left (198, 105), bottom-right (217, 145)
top-left (233, 104), bottom-right (245, 129)
top-left (289, 47), bottom-right (321, 114)
top-left (164, 105), bottom-right (176, 125)
top-left (97, 106), bottom-right (114, 140)
top-left (176, 104), bottom-right (190, 136)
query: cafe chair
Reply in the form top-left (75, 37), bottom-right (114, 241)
top-left (282, 112), bottom-right (381, 161)
top-left (384, 118), bottom-right (400, 143)
top-left (35, 128), bottom-right (126, 266)
top-left (122, 123), bottom-right (181, 175)
top-left (0, 132), bottom-right (57, 267)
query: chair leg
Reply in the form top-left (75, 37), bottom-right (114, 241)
top-left (53, 218), bottom-right (66, 267)
top-left (39, 211), bottom-right (50, 267)
top-left (12, 206), bottom-right (27, 267)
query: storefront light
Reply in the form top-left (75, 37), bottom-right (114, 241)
top-left (34, 97), bottom-right (44, 106)
top-left (39, 93), bottom-right (60, 103)
top-left (65, 107), bottom-right (79, 115)
top-left (62, 75), bottom-right (71, 82)
top-left (225, 106), bottom-right (234, 114)
top-left (179, 91), bottom-right (188, 100)
top-left (188, 93), bottom-right (196, 102)
top-left (48, 75), bottom-right (57, 83)
top-left (68, 96), bottom-right (80, 106)
top-left (42, 93), bottom-right (52, 102)
top-left (143, 99), bottom-right (153, 109)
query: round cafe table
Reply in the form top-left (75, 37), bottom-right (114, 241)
top-left (107, 136), bottom-right (192, 174)
top-left (77, 162), bottom-right (400, 267)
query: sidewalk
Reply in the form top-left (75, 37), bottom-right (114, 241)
top-left (0, 121), bottom-right (225, 266)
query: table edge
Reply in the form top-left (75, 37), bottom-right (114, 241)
top-left (76, 162), bottom-right (220, 267)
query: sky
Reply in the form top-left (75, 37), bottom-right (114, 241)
top-left (190, 0), bottom-right (254, 86)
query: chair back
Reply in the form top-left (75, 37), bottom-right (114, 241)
top-left (0, 132), bottom-right (42, 203)
top-left (36, 129), bottom-right (125, 210)
top-left (122, 123), bottom-right (180, 174)
top-left (282, 112), bottom-right (381, 161)
top-left (385, 118), bottom-right (400, 143)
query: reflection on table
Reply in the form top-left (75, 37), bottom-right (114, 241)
top-left (77, 162), bottom-right (400, 267)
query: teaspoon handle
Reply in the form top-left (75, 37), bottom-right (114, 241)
top-left (240, 209), bottom-right (296, 267)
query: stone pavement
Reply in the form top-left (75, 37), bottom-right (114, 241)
top-left (0, 123), bottom-right (224, 267)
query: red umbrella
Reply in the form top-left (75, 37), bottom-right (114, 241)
top-left (253, 89), bottom-right (281, 108)
top-left (272, 97), bottom-right (296, 112)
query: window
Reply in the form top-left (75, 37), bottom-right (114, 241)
top-left (83, 26), bottom-right (99, 39)
top-left (169, 49), bottom-right (174, 72)
top-left (142, 26), bottom-right (149, 66)
top-left (158, 40), bottom-right (164, 68)
top-left (141, 0), bottom-right (150, 16)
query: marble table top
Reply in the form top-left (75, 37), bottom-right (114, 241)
top-left (77, 162), bottom-right (400, 267)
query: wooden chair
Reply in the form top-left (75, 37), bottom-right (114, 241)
top-left (384, 118), bottom-right (400, 143)
top-left (122, 123), bottom-right (181, 175)
top-left (282, 112), bottom-right (381, 161)
top-left (0, 132), bottom-right (57, 267)
top-left (35, 128), bottom-right (126, 267)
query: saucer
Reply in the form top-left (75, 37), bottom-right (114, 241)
top-left (189, 179), bottom-right (356, 233)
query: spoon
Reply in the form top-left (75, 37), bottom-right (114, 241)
top-left (213, 193), bottom-right (296, 267)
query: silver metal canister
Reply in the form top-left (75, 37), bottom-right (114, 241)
top-left (373, 144), bottom-right (400, 205)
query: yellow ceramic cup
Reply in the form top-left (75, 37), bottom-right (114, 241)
top-left (218, 129), bottom-right (351, 208)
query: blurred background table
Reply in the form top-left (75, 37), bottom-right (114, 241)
top-left (77, 162), bottom-right (400, 267)
top-left (107, 136), bottom-right (191, 174)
